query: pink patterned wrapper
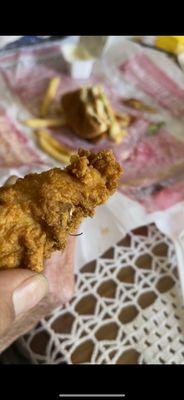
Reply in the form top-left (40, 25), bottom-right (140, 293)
top-left (0, 38), bottom-right (184, 212)
top-left (0, 108), bottom-right (44, 168)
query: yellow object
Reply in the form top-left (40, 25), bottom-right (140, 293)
top-left (109, 127), bottom-right (127, 143)
top-left (40, 76), bottom-right (60, 117)
top-left (155, 36), bottom-right (184, 55)
top-left (24, 117), bottom-right (66, 129)
top-left (36, 129), bottom-right (72, 164)
top-left (114, 131), bottom-right (127, 144)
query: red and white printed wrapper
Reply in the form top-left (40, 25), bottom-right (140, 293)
top-left (0, 37), bottom-right (184, 273)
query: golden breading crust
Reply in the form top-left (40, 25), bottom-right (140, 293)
top-left (61, 86), bottom-right (115, 140)
top-left (61, 88), bottom-right (103, 139)
top-left (0, 149), bottom-right (122, 272)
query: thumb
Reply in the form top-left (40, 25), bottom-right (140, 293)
top-left (0, 269), bottom-right (48, 336)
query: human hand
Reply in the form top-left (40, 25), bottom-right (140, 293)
top-left (0, 176), bottom-right (75, 353)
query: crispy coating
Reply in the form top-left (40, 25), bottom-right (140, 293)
top-left (61, 86), bottom-right (130, 143)
top-left (61, 85), bottom-right (120, 140)
top-left (62, 87), bottom-right (103, 139)
top-left (0, 149), bottom-right (122, 272)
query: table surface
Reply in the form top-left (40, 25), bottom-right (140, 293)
top-left (14, 223), bottom-right (180, 365)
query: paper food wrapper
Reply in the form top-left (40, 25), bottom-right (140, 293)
top-left (0, 37), bottom-right (184, 272)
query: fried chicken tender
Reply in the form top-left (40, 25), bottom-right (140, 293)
top-left (61, 85), bottom-right (125, 142)
top-left (62, 86), bottom-right (104, 139)
top-left (0, 149), bottom-right (122, 272)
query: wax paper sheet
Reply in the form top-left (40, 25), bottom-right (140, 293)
top-left (0, 37), bottom-right (184, 271)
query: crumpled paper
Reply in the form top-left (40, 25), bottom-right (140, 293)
top-left (0, 37), bottom-right (184, 285)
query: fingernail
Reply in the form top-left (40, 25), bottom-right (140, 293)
top-left (13, 274), bottom-right (49, 317)
top-left (4, 175), bottom-right (18, 187)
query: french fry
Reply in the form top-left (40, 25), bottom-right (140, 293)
top-left (36, 129), bottom-right (72, 155)
top-left (40, 76), bottom-right (60, 117)
top-left (120, 161), bottom-right (184, 187)
top-left (110, 130), bottom-right (127, 144)
top-left (36, 130), bottom-right (72, 164)
top-left (108, 118), bottom-right (127, 143)
top-left (38, 136), bottom-right (70, 164)
top-left (115, 112), bottom-right (132, 128)
top-left (24, 117), bottom-right (66, 129)
top-left (114, 130), bottom-right (127, 144)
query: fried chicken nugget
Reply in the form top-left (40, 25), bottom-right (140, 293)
top-left (0, 149), bottom-right (122, 272)
top-left (61, 86), bottom-right (112, 139)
